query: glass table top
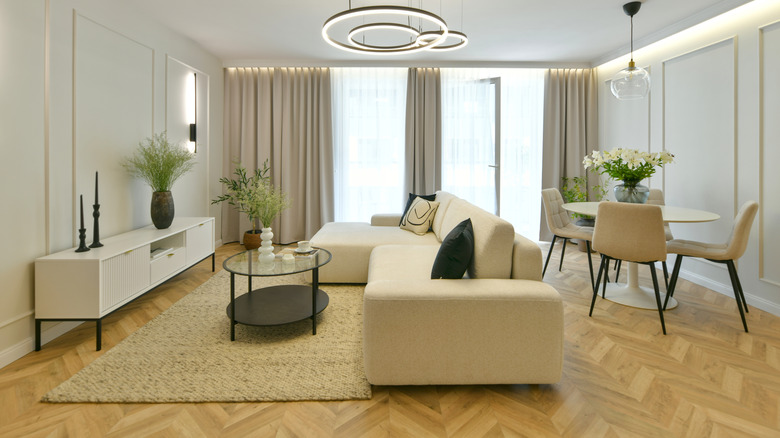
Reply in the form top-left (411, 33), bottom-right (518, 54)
top-left (223, 247), bottom-right (332, 277)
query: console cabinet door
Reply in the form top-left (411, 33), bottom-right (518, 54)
top-left (101, 245), bottom-right (150, 314)
top-left (186, 220), bottom-right (214, 266)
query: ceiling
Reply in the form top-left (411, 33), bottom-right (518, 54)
top-left (120, 0), bottom-right (753, 66)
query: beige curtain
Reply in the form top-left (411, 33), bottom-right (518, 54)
top-left (222, 67), bottom-right (334, 244)
top-left (405, 68), bottom-right (442, 194)
top-left (541, 68), bottom-right (599, 240)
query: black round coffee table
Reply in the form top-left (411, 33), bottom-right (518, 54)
top-left (222, 247), bottom-right (332, 341)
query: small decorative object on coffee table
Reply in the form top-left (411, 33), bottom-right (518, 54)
top-left (223, 247), bottom-right (332, 341)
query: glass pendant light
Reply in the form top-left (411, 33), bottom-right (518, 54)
top-left (611, 2), bottom-right (650, 100)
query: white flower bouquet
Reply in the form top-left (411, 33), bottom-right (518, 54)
top-left (583, 148), bottom-right (674, 187)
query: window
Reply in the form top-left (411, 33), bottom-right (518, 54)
top-left (331, 68), bottom-right (407, 221)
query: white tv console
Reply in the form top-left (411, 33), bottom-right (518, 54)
top-left (34, 217), bottom-right (215, 351)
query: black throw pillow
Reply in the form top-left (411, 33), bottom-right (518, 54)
top-left (400, 193), bottom-right (436, 226)
top-left (431, 218), bottom-right (474, 279)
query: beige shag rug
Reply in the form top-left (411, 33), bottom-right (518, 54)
top-left (43, 270), bottom-right (371, 403)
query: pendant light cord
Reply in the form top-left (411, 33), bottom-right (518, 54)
top-left (630, 14), bottom-right (634, 62)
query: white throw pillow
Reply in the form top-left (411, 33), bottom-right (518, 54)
top-left (400, 196), bottom-right (440, 235)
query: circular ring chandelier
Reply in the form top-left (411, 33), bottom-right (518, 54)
top-left (322, 4), bottom-right (468, 55)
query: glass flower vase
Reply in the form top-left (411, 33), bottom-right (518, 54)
top-left (258, 227), bottom-right (275, 264)
top-left (614, 182), bottom-right (649, 203)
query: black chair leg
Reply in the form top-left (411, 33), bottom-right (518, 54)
top-left (614, 260), bottom-right (622, 282)
top-left (586, 241), bottom-right (595, 291)
top-left (662, 261), bottom-right (669, 290)
top-left (664, 255), bottom-right (684, 310)
top-left (601, 256), bottom-right (610, 299)
top-left (732, 262), bottom-right (749, 313)
top-left (590, 255), bottom-right (608, 316)
top-left (649, 263), bottom-right (667, 335)
top-left (558, 238), bottom-right (569, 271)
top-left (726, 260), bottom-right (749, 332)
top-left (542, 235), bottom-right (558, 277)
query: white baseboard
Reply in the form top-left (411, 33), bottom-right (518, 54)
top-left (679, 269), bottom-right (780, 317)
top-left (0, 321), bottom-right (81, 369)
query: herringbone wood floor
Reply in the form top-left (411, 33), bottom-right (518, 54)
top-left (2, 241), bottom-right (779, 437)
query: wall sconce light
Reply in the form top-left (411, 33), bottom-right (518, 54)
top-left (187, 72), bottom-right (197, 153)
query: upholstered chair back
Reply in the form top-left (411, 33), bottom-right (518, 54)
top-left (592, 202), bottom-right (666, 263)
top-left (647, 189), bottom-right (665, 205)
top-left (541, 188), bottom-right (571, 234)
top-left (721, 201), bottom-right (759, 261)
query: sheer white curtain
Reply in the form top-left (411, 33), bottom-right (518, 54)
top-left (500, 69), bottom-right (545, 239)
top-left (331, 68), bottom-right (408, 222)
top-left (441, 68), bottom-right (545, 239)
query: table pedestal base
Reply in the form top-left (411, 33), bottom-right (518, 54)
top-left (601, 261), bottom-right (677, 310)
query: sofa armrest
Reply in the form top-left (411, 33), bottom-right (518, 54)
top-left (511, 233), bottom-right (543, 281)
top-left (363, 278), bottom-right (563, 385)
top-left (371, 214), bottom-right (402, 226)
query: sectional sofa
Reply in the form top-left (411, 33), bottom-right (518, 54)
top-left (310, 191), bottom-right (564, 385)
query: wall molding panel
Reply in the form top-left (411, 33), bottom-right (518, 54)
top-left (662, 38), bottom-right (737, 256)
top-left (73, 12), bottom-right (155, 239)
top-left (759, 21), bottom-right (780, 286)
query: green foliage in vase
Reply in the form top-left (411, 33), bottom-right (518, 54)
top-left (212, 160), bottom-right (291, 233)
top-left (122, 132), bottom-right (196, 192)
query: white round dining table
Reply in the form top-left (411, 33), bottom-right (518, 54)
top-left (561, 201), bottom-right (720, 310)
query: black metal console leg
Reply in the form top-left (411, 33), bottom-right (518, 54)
top-left (212, 253), bottom-right (215, 272)
top-left (312, 268), bottom-right (318, 335)
top-left (35, 319), bottom-right (41, 351)
top-left (96, 319), bottom-right (102, 351)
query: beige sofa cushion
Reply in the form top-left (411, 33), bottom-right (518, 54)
top-left (363, 277), bottom-right (564, 385)
top-left (310, 222), bottom-right (439, 283)
top-left (439, 198), bottom-right (515, 279)
top-left (369, 245), bottom-right (440, 282)
top-left (432, 191), bottom-right (457, 240)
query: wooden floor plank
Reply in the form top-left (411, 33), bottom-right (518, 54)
top-left (0, 241), bottom-right (779, 437)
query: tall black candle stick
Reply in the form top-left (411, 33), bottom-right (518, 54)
top-left (76, 194), bottom-right (90, 252)
top-left (89, 171), bottom-right (103, 248)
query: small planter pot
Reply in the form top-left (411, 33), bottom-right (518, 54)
top-left (243, 230), bottom-right (262, 250)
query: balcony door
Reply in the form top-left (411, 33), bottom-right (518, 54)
top-left (442, 76), bottom-right (501, 215)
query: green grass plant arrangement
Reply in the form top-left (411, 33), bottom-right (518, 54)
top-left (122, 132), bottom-right (196, 192)
top-left (212, 160), bottom-right (291, 233)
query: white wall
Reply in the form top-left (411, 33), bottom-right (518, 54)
top-left (597, 0), bottom-right (780, 316)
top-left (0, 0), bottom-right (223, 368)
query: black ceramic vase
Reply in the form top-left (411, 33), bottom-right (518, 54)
top-left (151, 191), bottom-right (174, 229)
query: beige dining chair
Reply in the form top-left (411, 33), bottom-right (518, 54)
top-left (664, 200), bottom-right (759, 332)
top-left (591, 202), bottom-right (668, 334)
top-left (614, 188), bottom-right (672, 286)
top-left (541, 188), bottom-right (595, 289)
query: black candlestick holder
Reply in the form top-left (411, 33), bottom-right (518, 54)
top-left (89, 203), bottom-right (103, 248)
top-left (76, 226), bottom-right (90, 252)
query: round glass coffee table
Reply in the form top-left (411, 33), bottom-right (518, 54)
top-left (222, 247), bottom-right (332, 341)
